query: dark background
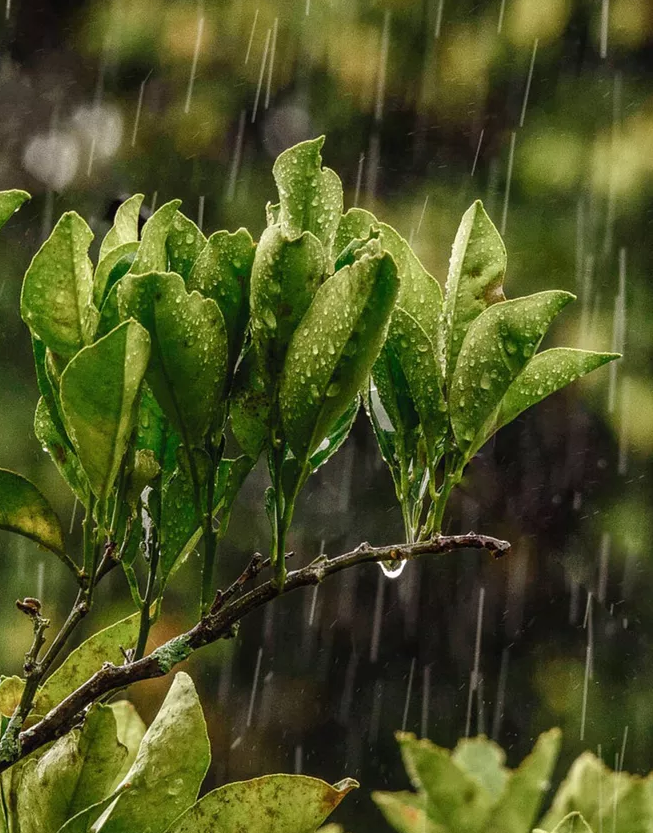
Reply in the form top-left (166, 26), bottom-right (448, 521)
top-left (1, 0), bottom-right (652, 829)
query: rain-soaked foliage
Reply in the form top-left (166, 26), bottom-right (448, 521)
top-left (0, 0), bottom-right (651, 830)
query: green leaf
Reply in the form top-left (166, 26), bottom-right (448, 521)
top-left (334, 209), bottom-right (443, 352)
top-left (21, 212), bottom-right (97, 359)
top-left (486, 728), bottom-right (561, 833)
top-left (534, 813), bottom-right (594, 833)
top-left (35, 397), bottom-right (89, 502)
top-left (60, 320), bottom-right (151, 504)
top-left (441, 200), bottom-right (507, 384)
top-left (372, 791), bottom-right (438, 833)
top-left (99, 194), bottom-right (144, 261)
top-left (250, 225), bottom-right (326, 372)
top-left (99, 672), bottom-right (210, 833)
top-left (0, 189), bottom-right (30, 230)
top-left (93, 242), bottom-right (139, 309)
top-left (135, 384), bottom-right (180, 477)
top-left (56, 787), bottom-right (130, 833)
top-left (0, 468), bottom-right (65, 558)
top-left (14, 704), bottom-right (126, 833)
top-left (35, 613), bottom-right (140, 715)
top-left (230, 343), bottom-right (273, 459)
top-left (280, 245), bottom-right (399, 461)
top-left (108, 700), bottom-right (146, 790)
top-left (451, 736), bottom-right (508, 799)
top-left (0, 677), bottom-right (25, 719)
top-left (118, 271), bottom-right (228, 446)
top-left (273, 136), bottom-right (343, 260)
top-left (95, 281), bottom-right (123, 340)
top-left (449, 290), bottom-right (575, 457)
top-left (128, 200), bottom-right (181, 275)
top-left (162, 774), bottom-right (358, 833)
top-left (187, 228), bottom-right (255, 366)
top-left (397, 732), bottom-right (494, 833)
top-left (166, 211), bottom-right (207, 281)
top-left (307, 395), bottom-right (359, 472)
top-left (540, 752), bottom-right (653, 833)
top-left (387, 308), bottom-right (447, 460)
top-left (495, 348), bottom-right (620, 433)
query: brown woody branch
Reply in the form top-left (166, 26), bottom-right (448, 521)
top-left (5, 532), bottom-right (509, 773)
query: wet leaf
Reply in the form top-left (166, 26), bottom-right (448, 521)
top-left (486, 728), bottom-right (561, 833)
top-left (35, 397), bottom-right (89, 502)
top-left (495, 348), bottom-right (620, 433)
top-left (95, 281), bottom-right (123, 340)
top-left (118, 271), bottom-right (228, 446)
top-left (273, 136), bottom-right (343, 261)
top-left (280, 246), bottom-right (399, 461)
top-left (93, 242), bottom-right (139, 309)
top-left (334, 208), bottom-right (443, 352)
top-left (59, 320), bottom-right (151, 504)
top-left (56, 787), bottom-right (130, 833)
top-left (187, 228), bottom-right (255, 367)
top-left (128, 200), bottom-right (181, 275)
top-left (108, 701), bottom-right (146, 790)
top-left (250, 225), bottom-right (326, 374)
top-left (372, 790), bottom-right (438, 833)
top-left (0, 677), bottom-right (25, 719)
top-left (0, 468), bottom-right (65, 558)
top-left (14, 705), bottom-right (126, 833)
top-left (99, 194), bottom-right (144, 261)
top-left (35, 613), bottom-right (140, 715)
top-left (397, 732), bottom-right (494, 833)
top-left (387, 308), bottom-right (447, 460)
top-left (21, 212), bottom-right (97, 359)
top-left (135, 384), bottom-right (179, 477)
top-left (0, 189), bottom-right (30, 230)
top-left (307, 395), bottom-right (359, 472)
top-left (162, 773), bottom-right (358, 833)
top-left (230, 342), bottom-right (273, 459)
top-left (534, 813), bottom-right (594, 833)
top-left (449, 290), bottom-right (575, 457)
top-left (540, 752), bottom-right (653, 833)
top-left (441, 200), bottom-right (507, 384)
top-left (99, 672), bottom-right (210, 833)
top-left (166, 211), bottom-right (206, 281)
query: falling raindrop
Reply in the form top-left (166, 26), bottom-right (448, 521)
top-left (265, 18), bottom-right (278, 110)
top-left (251, 28), bottom-right (272, 124)
top-left (184, 14), bottom-right (205, 114)
top-left (401, 657), bottom-right (416, 731)
top-left (500, 131), bottom-right (516, 236)
top-left (246, 646), bottom-right (263, 728)
top-left (519, 39), bottom-right (539, 128)
top-left (370, 570), bottom-right (385, 663)
top-left (244, 9), bottom-right (259, 64)
top-left (465, 586), bottom-right (485, 737)
top-left (471, 129), bottom-right (484, 177)
top-left (420, 664), bottom-right (431, 738)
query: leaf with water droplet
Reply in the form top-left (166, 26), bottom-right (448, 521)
top-left (485, 728), bottom-right (561, 833)
top-left (118, 271), bottom-right (228, 446)
top-left (163, 773), bottom-right (358, 833)
top-left (99, 193), bottom-right (144, 261)
top-left (135, 383), bottom-right (180, 480)
top-left (59, 320), bottom-right (151, 504)
top-left (187, 228), bottom-right (255, 370)
top-left (35, 613), bottom-right (140, 715)
top-left (250, 224), bottom-right (326, 374)
top-left (93, 242), bottom-right (138, 309)
top-left (21, 211), bottom-right (97, 358)
top-left (273, 136), bottom-right (343, 263)
top-left (387, 308), bottom-right (447, 461)
top-left (0, 468), bottom-right (66, 560)
top-left (440, 200), bottom-right (507, 385)
top-left (128, 200), bottom-right (181, 275)
top-left (306, 394), bottom-right (359, 473)
top-left (13, 704), bottom-right (127, 833)
top-left (230, 342), bottom-right (273, 459)
top-left (99, 672), bottom-right (210, 833)
top-left (494, 348), bottom-right (620, 436)
top-left (280, 247), bottom-right (399, 461)
top-left (0, 189), bottom-right (30, 231)
top-left (166, 211), bottom-right (207, 281)
top-left (449, 290), bottom-right (575, 458)
top-left (35, 396), bottom-right (89, 502)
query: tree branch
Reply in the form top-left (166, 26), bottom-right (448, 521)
top-left (7, 531), bottom-right (509, 772)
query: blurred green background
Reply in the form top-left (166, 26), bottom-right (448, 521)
top-left (1, 0), bottom-right (652, 829)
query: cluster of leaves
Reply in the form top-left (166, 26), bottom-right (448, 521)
top-left (374, 730), bottom-right (653, 833)
top-left (0, 666), bottom-right (355, 832)
top-left (0, 137), bottom-right (620, 824)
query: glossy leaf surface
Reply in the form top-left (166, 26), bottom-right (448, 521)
top-left (0, 468), bottom-right (65, 558)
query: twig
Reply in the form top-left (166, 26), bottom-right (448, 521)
top-left (210, 551), bottom-right (264, 614)
top-left (8, 532), bottom-right (509, 771)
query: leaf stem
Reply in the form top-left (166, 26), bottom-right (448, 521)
top-left (134, 525), bottom-right (160, 660)
top-left (200, 439), bottom-right (221, 616)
